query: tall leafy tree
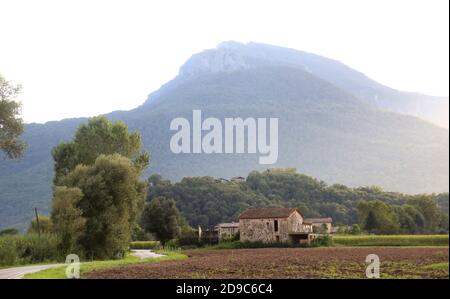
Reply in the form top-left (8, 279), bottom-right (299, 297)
top-left (141, 197), bottom-right (182, 245)
top-left (50, 117), bottom-right (149, 259)
top-left (0, 74), bottom-right (25, 159)
top-left (357, 200), bottom-right (399, 234)
top-left (394, 205), bottom-right (425, 234)
top-left (364, 211), bottom-right (378, 234)
top-left (52, 116), bottom-right (149, 184)
top-left (408, 195), bottom-right (441, 233)
top-left (60, 154), bottom-right (148, 259)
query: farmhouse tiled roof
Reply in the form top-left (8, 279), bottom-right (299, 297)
top-left (239, 207), bottom-right (302, 219)
top-left (303, 217), bottom-right (333, 223)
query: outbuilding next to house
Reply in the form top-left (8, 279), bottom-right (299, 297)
top-left (216, 222), bottom-right (239, 240)
top-left (303, 217), bottom-right (333, 234)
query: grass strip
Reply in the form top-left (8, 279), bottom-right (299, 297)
top-left (24, 250), bottom-right (187, 279)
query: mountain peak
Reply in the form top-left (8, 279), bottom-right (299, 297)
top-left (179, 41), bottom-right (253, 78)
top-left (217, 40), bottom-right (246, 50)
top-left (177, 41), bottom-right (339, 79)
top-left (145, 41), bottom-right (449, 128)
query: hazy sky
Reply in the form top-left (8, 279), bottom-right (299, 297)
top-left (1, 0), bottom-right (448, 123)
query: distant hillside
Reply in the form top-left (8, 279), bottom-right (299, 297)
top-left (0, 41), bottom-right (448, 230)
top-left (146, 169), bottom-right (449, 232)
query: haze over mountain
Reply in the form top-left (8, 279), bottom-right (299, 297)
top-left (171, 41), bottom-right (449, 128)
top-left (0, 41), bottom-right (448, 230)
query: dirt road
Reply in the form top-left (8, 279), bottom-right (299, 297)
top-left (0, 249), bottom-right (162, 279)
top-left (0, 264), bottom-right (63, 279)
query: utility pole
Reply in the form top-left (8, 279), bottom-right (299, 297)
top-left (34, 208), bottom-right (41, 237)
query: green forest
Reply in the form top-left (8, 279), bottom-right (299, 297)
top-left (147, 169), bottom-right (449, 234)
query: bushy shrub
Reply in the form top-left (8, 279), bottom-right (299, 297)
top-left (165, 239), bottom-right (180, 249)
top-left (175, 229), bottom-right (219, 248)
top-left (0, 234), bottom-right (59, 266)
top-left (16, 234), bottom-right (59, 263)
top-left (0, 236), bottom-right (20, 266)
top-left (178, 230), bottom-right (199, 247)
top-left (132, 224), bottom-right (153, 241)
top-left (349, 224), bottom-right (362, 235)
top-left (221, 232), bottom-right (240, 242)
top-left (201, 231), bottom-right (219, 245)
top-left (313, 224), bottom-right (329, 234)
top-left (310, 235), bottom-right (333, 247)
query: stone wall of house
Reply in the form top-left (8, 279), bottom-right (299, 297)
top-left (239, 212), bottom-right (305, 243)
top-left (288, 212), bottom-right (304, 232)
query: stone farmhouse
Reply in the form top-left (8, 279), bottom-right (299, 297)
top-left (238, 207), bottom-right (322, 244)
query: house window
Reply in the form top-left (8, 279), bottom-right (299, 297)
top-left (274, 220), bottom-right (278, 232)
top-left (276, 235), bottom-right (280, 242)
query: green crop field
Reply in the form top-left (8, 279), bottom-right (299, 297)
top-left (332, 235), bottom-right (449, 247)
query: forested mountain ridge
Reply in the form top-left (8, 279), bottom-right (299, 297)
top-left (0, 41), bottom-right (448, 230)
top-left (147, 169), bottom-right (449, 234)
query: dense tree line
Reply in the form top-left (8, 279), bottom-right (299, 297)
top-left (147, 169), bottom-right (449, 234)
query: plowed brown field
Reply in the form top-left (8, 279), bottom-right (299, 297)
top-left (87, 247), bottom-right (449, 279)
